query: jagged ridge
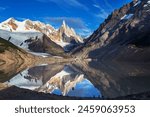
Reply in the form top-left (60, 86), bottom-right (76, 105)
top-left (0, 18), bottom-right (83, 51)
top-left (72, 0), bottom-right (150, 62)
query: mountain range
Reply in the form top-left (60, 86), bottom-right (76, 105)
top-left (0, 0), bottom-right (150, 99)
top-left (0, 0), bottom-right (149, 61)
top-left (0, 18), bottom-right (83, 53)
top-left (0, 0), bottom-right (149, 62)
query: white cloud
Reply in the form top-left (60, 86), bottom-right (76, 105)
top-left (93, 4), bottom-right (101, 9)
top-left (0, 7), bottom-right (6, 11)
top-left (93, 4), bottom-right (109, 19)
top-left (96, 13), bottom-right (108, 19)
top-left (95, 8), bottom-right (109, 19)
top-left (103, 0), bottom-right (113, 10)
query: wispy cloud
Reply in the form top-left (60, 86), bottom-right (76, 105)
top-left (77, 28), bottom-right (92, 37)
top-left (103, 0), bottom-right (113, 11)
top-left (0, 7), bottom-right (6, 11)
top-left (43, 17), bottom-right (91, 36)
top-left (44, 17), bottom-right (86, 29)
top-left (93, 4), bottom-right (109, 19)
top-left (96, 12), bottom-right (108, 19)
top-left (36, 0), bottom-right (88, 11)
top-left (93, 4), bottom-right (101, 9)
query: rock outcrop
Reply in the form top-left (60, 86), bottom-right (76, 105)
top-left (72, 0), bottom-right (150, 62)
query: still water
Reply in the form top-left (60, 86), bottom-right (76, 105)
top-left (1, 61), bottom-right (150, 99)
top-left (5, 65), bottom-right (101, 98)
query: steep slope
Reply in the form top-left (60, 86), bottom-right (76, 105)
top-left (72, 0), bottom-right (150, 62)
top-left (0, 37), bottom-right (37, 82)
top-left (0, 37), bottom-right (35, 64)
top-left (0, 18), bottom-right (83, 51)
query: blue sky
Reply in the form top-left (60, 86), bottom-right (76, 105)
top-left (0, 0), bottom-right (132, 36)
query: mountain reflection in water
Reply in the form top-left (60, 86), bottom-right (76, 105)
top-left (6, 65), bottom-right (101, 98)
top-left (1, 60), bottom-right (150, 99)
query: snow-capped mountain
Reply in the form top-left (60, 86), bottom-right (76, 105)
top-left (0, 18), bottom-right (83, 51)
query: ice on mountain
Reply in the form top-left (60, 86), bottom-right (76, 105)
top-left (0, 29), bottom-right (43, 50)
top-left (134, 0), bottom-right (141, 7)
top-left (121, 14), bottom-right (134, 20)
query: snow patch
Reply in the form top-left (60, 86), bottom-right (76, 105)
top-left (55, 40), bottom-right (73, 51)
top-left (53, 70), bottom-right (72, 79)
top-left (121, 14), bottom-right (134, 20)
top-left (134, 0), bottom-right (141, 7)
top-left (55, 40), bottom-right (71, 48)
top-left (146, 9), bottom-right (150, 12)
top-left (144, 4), bottom-right (148, 7)
top-left (0, 29), bottom-right (43, 50)
top-left (36, 64), bottom-right (49, 67)
top-left (28, 51), bottom-right (50, 57)
top-left (144, 0), bottom-right (150, 7)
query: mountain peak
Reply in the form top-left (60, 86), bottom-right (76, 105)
top-left (4, 17), bottom-right (16, 23)
top-left (133, 0), bottom-right (139, 3)
top-left (62, 20), bottom-right (66, 27)
top-left (58, 20), bottom-right (83, 43)
top-left (0, 18), bottom-right (83, 49)
top-left (60, 20), bottom-right (69, 32)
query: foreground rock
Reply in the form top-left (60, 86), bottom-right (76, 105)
top-left (0, 86), bottom-right (81, 100)
top-left (0, 85), bottom-right (150, 100)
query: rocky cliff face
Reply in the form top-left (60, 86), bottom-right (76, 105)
top-left (72, 0), bottom-right (150, 62)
